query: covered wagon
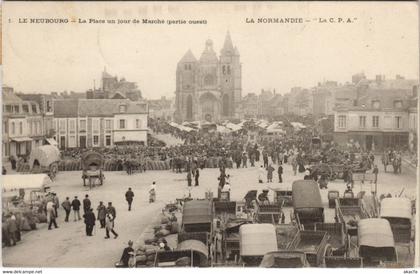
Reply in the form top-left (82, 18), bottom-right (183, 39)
top-left (29, 145), bottom-right (60, 179)
top-left (81, 151), bottom-right (105, 188)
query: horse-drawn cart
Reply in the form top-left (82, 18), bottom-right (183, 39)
top-left (29, 145), bottom-right (60, 179)
top-left (81, 151), bottom-right (105, 189)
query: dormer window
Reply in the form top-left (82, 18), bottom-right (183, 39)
top-left (119, 105), bottom-right (127, 113)
top-left (371, 100), bottom-right (380, 109)
top-left (393, 100), bottom-right (403, 108)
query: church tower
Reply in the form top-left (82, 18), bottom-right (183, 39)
top-left (219, 31), bottom-right (241, 119)
top-left (175, 49), bottom-right (197, 122)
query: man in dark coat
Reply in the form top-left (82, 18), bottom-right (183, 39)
top-left (107, 202), bottom-right (116, 220)
top-left (120, 240), bottom-right (134, 267)
top-left (83, 208), bottom-right (96, 236)
top-left (83, 194), bottom-right (91, 214)
top-left (187, 171), bottom-right (192, 187)
top-left (194, 169), bottom-right (200, 186)
top-left (278, 164), bottom-right (283, 183)
top-left (61, 197), bottom-right (71, 222)
top-left (97, 201), bottom-right (107, 228)
top-left (125, 188), bottom-right (134, 211)
top-left (71, 196), bottom-right (81, 221)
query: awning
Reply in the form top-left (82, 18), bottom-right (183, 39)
top-left (45, 138), bottom-right (58, 146)
top-left (11, 137), bottom-right (33, 142)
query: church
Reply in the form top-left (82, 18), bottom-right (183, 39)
top-left (174, 32), bottom-right (242, 123)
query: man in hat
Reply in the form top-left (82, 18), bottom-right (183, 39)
top-left (278, 164), bottom-right (283, 183)
top-left (52, 193), bottom-right (59, 217)
top-left (120, 240), bottom-right (134, 267)
top-left (97, 201), bottom-right (107, 228)
top-left (83, 195), bottom-right (91, 215)
top-left (125, 188), bottom-right (135, 211)
top-left (83, 208), bottom-right (96, 236)
top-left (61, 197), bottom-right (71, 222)
top-left (71, 196), bottom-right (81, 221)
top-left (107, 202), bottom-right (117, 220)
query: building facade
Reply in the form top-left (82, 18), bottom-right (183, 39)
top-left (2, 87), bottom-right (44, 160)
top-left (53, 99), bottom-right (148, 149)
top-left (333, 89), bottom-right (413, 151)
top-left (175, 32), bottom-right (242, 122)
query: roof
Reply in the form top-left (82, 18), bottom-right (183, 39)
top-left (380, 198), bottom-right (412, 219)
top-left (182, 200), bottom-right (212, 225)
top-left (53, 99), bottom-right (148, 117)
top-left (179, 49), bottom-right (197, 63)
top-left (53, 99), bottom-right (79, 117)
top-left (239, 224), bottom-right (278, 256)
top-left (2, 174), bottom-right (52, 192)
top-left (292, 180), bottom-right (323, 209)
top-left (3, 91), bottom-right (23, 103)
top-left (221, 31), bottom-right (234, 54)
top-left (358, 218), bottom-right (394, 247)
top-left (199, 40), bottom-right (218, 63)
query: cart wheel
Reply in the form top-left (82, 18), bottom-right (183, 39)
top-left (322, 244), bottom-right (332, 267)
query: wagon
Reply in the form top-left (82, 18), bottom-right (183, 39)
top-left (324, 256), bottom-right (363, 268)
top-left (358, 218), bottom-right (397, 266)
top-left (81, 151), bottom-right (105, 189)
top-left (216, 219), bottom-right (251, 264)
top-left (270, 187), bottom-right (293, 207)
top-left (286, 230), bottom-right (329, 267)
top-left (292, 180), bottom-right (324, 230)
top-left (380, 198), bottom-right (413, 250)
top-left (181, 200), bottom-right (213, 234)
top-left (335, 198), bottom-right (368, 236)
top-left (154, 239), bottom-right (208, 267)
top-left (259, 251), bottom-right (309, 268)
top-left (29, 145), bottom-right (60, 179)
top-left (276, 224), bottom-right (299, 250)
top-left (256, 203), bottom-right (283, 224)
top-left (314, 222), bottom-right (348, 256)
top-left (239, 224), bottom-right (278, 266)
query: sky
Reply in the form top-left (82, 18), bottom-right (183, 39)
top-left (2, 2), bottom-right (419, 99)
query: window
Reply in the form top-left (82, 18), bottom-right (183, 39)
top-left (29, 121), bottom-right (33, 134)
top-left (119, 105), bottom-right (127, 113)
top-left (79, 120), bottom-right (86, 132)
top-left (394, 100), bottom-right (403, 108)
top-left (11, 122), bottom-right (15, 135)
top-left (93, 136), bottom-right (99, 146)
top-left (359, 116), bottom-right (366, 128)
top-left (69, 120), bottom-right (76, 133)
top-left (3, 122), bottom-right (7, 134)
top-left (69, 136), bottom-right (76, 148)
top-left (19, 122), bottom-right (23, 135)
top-left (59, 120), bottom-right (66, 133)
top-left (372, 116), bottom-right (379, 128)
top-left (93, 119), bottom-right (100, 133)
top-left (105, 120), bottom-right (112, 130)
top-left (222, 65), bottom-right (226, 75)
top-left (395, 116), bottom-right (402, 129)
top-left (105, 135), bottom-right (111, 146)
top-left (34, 121), bottom-right (38, 135)
top-left (46, 101), bottom-right (52, 112)
top-left (13, 105), bottom-right (20, 113)
top-left (38, 121), bottom-right (42, 134)
top-left (338, 115), bottom-right (346, 128)
top-left (22, 104), bottom-right (29, 113)
top-left (227, 65), bottom-right (231, 75)
top-left (135, 119), bottom-right (141, 129)
top-left (119, 119), bottom-right (126, 129)
top-left (371, 100), bottom-right (380, 109)
top-left (31, 104), bottom-right (37, 113)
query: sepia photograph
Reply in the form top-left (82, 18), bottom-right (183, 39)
top-left (1, 1), bottom-right (419, 269)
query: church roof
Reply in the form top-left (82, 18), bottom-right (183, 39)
top-left (199, 39), bottom-right (218, 63)
top-left (221, 31), bottom-right (236, 55)
top-left (102, 68), bottom-right (114, 79)
top-left (179, 49), bottom-right (197, 63)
